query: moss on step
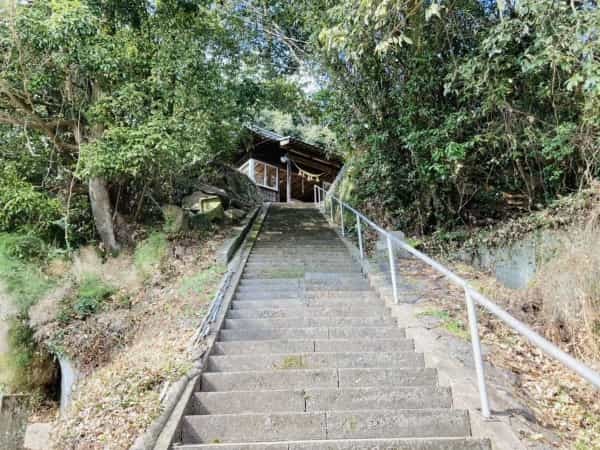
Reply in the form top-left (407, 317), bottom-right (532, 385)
top-left (417, 309), bottom-right (470, 341)
top-left (275, 355), bottom-right (306, 369)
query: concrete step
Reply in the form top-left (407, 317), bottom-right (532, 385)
top-left (245, 260), bottom-right (355, 266)
top-left (175, 437), bottom-right (492, 450)
top-left (218, 326), bottom-right (406, 341)
top-left (242, 270), bottom-right (361, 279)
top-left (233, 293), bottom-right (380, 302)
top-left (226, 306), bottom-right (388, 319)
top-left (193, 386), bottom-right (452, 414)
top-left (234, 293), bottom-right (302, 300)
top-left (239, 279), bottom-right (302, 287)
top-left (236, 283), bottom-right (371, 294)
top-left (223, 317), bottom-right (395, 329)
top-left (181, 409), bottom-right (470, 443)
top-left (211, 338), bottom-right (415, 355)
top-left (200, 368), bottom-right (436, 391)
top-left (206, 351), bottom-right (424, 372)
top-left (230, 299), bottom-right (384, 309)
top-left (304, 291), bottom-right (378, 299)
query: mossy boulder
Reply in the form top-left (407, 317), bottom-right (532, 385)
top-left (224, 208), bottom-right (247, 224)
top-left (161, 204), bottom-right (186, 233)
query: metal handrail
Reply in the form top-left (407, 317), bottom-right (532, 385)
top-left (314, 184), bottom-right (600, 419)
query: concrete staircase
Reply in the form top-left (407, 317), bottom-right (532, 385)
top-left (174, 205), bottom-right (492, 449)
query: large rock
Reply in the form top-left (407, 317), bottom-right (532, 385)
top-left (224, 208), bottom-right (247, 224)
top-left (183, 192), bottom-right (224, 226)
top-left (161, 204), bottom-right (186, 233)
top-left (376, 230), bottom-right (410, 259)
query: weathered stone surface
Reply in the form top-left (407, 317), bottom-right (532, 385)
top-left (161, 204), bottom-right (186, 233)
top-left (24, 422), bottom-right (52, 450)
top-left (207, 351), bottom-right (423, 372)
top-left (176, 438), bottom-right (492, 450)
top-left (182, 412), bottom-right (327, 443)
top-left (182, 192), bottom-right (224, 222)
top-left (222, 316), bottom-right (393, 329)
top-left (211, 339), bottom-right (315, 355)
top-left (314, 338), bottom-right (414, 353)
top-left (326, 409), bottom-right (470, 439)
top-left (304, 387), bottom-right (452, 411)
top-left (0, 395), bottom-right (30, 450)
top-left (219, 327), bottom-right (329, 341)
top-left (226, 306), bottom-right (386, 319)
top-left (201, 369), bottom-right (338, 391)
top-left (193, 390), bottom-right (305, 414)
top-left (224, 208), bottom-right (247, 223)
top-left (338, 367), bottom-right (438, 387)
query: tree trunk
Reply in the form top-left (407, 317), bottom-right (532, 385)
top-left (86, 82), bottom-right (119, 254)
top-left (89, 176), bottom-right (120, 254)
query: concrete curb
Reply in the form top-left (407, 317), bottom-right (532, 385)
top-left (216, 205), bottom-right (261, 264)
top-left (130, 204), bottom-right (270, 450)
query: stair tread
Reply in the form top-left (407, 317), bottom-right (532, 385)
top-left (175, 437), bottom-right (492, 450)
top-left (193, 386), bottom-right (453, 414)
top-left (181, 409), bottom-right (471, 444)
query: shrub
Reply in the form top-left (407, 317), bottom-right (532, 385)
top-left (0, 234), bottom-right (54, 315)
top-left (0, 165), bottom-right (62, 236)
top-left (0, 232), bottom-right (47, 261)
top-left (73, 275), bottom-right (115, 319)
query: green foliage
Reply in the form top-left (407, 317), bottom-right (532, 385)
top-left (0, 234), bottom-right (54, 315)
top-left (134, 232), bottom-right (168, 278)
top-left (73, 275), bottom-right (115, 318)
top-left (57, 274), bottom-right (116, 323)
top-left (7, 319), bottom-right (36, 371)
top-left (277, 0), bottom-right (600, 232)
top-left (0, 232), bottom-right (47, 260)
top-left (1, 0), bottom-right (299, 249)
top-left (0, 232), bottom-right (56, 394)
top-left (0, 165), bottom-right (62, 236)
top-left (0, 319), bottom-right (36, 392)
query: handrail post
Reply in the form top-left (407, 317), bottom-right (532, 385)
top-left (356, 213), bottom-right (364, 260)
top-left (386, 234), bottom-right (399, 303)
top-left (465, 287), bottom-right (491, 419)
top-left (329, 194), bottom-right (334, 222)
top-left (339, 199), bottom-right (345, 236)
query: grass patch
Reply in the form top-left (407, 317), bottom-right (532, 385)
top-left (179, 264), bottom-right (225, 296)
top-left (59, 275), bottom-right (115, 323)
top-left (134, 232), bottom-right (168, 278)
top-left (74, 275), bottom-right (115, 318)
top-left (416, 309), bottom-right (450, 321)
top-left (417, 309), bottom-right (470, 340)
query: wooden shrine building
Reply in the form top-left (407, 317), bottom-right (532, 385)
top-left (237, 126), bottom-right (343, 203)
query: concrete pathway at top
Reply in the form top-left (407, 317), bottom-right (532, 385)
top-left (172, 204), bottom-right (493, 449)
